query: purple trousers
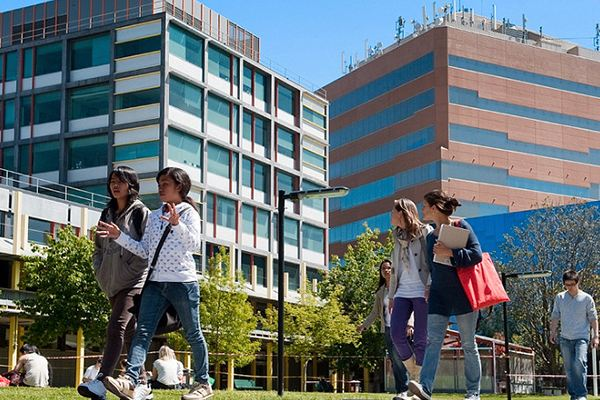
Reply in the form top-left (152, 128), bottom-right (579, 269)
top-left (390, 297), bottom-right (428, 365)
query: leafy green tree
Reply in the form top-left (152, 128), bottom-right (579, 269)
top-left (168, 247), bottom-right (259, 368)
top-left (262, 287), bottom-right (359, 383)
top-left (17, 227), bottom-right (111, 348)
top-left (485, 203), bottom-right (600, 374)
top-left (320, 224), bottom-right (394, 372)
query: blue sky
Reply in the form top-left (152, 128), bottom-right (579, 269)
top-left (3, 0), bottom-right (600, 88)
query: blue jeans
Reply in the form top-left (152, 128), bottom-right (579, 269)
top-left (420, 311), bottom-right (481, 397)
top-left (125, 281), bottom-right (209, 385)
top-left (560, 338), bottom-right (589, 400)
top-left (385, 327), bottom-right (409, 393)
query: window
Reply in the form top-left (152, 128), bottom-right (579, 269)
top-left (301, 180), bottom-right (324, 211)
top-left (69, 84), bottom-right (110, 120)
top-left (207, 94), bottom-right (230, 130)
top-left (115, 35), bottom-right (161, 59)
top-left (169, 75), bottom-right (202, 116)
top-left (241, 252), bottom-right (252, 282)
top-left (114, 141), bottom-right (159, 161)
top-left (115, 88), bottom-right (160, 110)
top-left (273, 261), bottom-right (299, 290)
top-left (303, 148), bottom-right (326, 170)
top-left (36, 42), bottom-right (62, 75)
top-left (242, 204), bottom-right (254, 235)
top-left (255, 71), bottom-right (267, 102)
top-left (207, 44), bottom-right (231, 81)
top-left (19, 141), bottom-right (59, 174)
top-left (207, 194), bottom-right (236, 229)
top-left (207, 143), bottom-right (234, 178)
top-left (277, 171), bottom-right (294, 193)
top-left (302, 223), bottom-right (324, 252)
top-left (284, 218), bottom-right (298, 247)
top-left (277, 84), bottom-right (295, 114)
top-left (169, 23), bottom-right (203, 67)
top-left (306, 267), bottom-right (323, 284)
top-left (5, 51), bottom-right (17, 81)
top-left (20, 97), bottom-right (32, 126)
top-left (34, 91), bottom-right (61, 124)
top-left (242, 157), bottom-right (268, 193)
top-left (168, 127), bottom-right (201, 168)
top-left (2, 147), bottom-right (14, 170)
top-left (67, 135), bottom-right (108, 169)
top-left (277, 126), bottom-right (295, 158)
top-left (23, 48), bottom-right (33, 79)
top-left (256, 208), bottom-right (269, 239)
top-left (303, 106), bottom-right (326, 129)
top-left (28, 217), bottom-right (53, 244)
top-left (70, 34), bottom-right (110, 70)
top-left (3, 100), bottom-right (15, 130)
top-left (243, 111), bottom-right (269, 149)
top-left (243, 66), bottom-right (252, 94)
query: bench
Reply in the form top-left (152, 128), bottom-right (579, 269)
top-left (234, 378), bottom-right (263, 390)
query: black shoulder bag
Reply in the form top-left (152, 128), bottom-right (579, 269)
top-left (130, 223), bottom-right (182, 334)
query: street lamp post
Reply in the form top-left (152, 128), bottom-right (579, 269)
top-left (276, 186), bottom-right (349, 397)
top-left (501, 270), bottom-right (551, 400)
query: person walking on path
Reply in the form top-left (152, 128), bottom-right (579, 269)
top-left (550, 269), bottom-right (599, 400)
top-left (409, 190), bottom-right (483, 400)
top-left (78, 166), bottom-right (149, 400)
top-left (358, 259), bottom-right (414, 400)
top-left (389, 198), bottom-right (432, 382)
top-left (98, 167), bottom-right (211, 400)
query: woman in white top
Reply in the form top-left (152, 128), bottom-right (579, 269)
top-left (99, 167), bottom-right (212, 400)
top-left (152, 345), bottom-right (183, 389)
top-left (11, 344), bottom-right (49, 387)
top-left (389, 198), bottom-right (432, 381)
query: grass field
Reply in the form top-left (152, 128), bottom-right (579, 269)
top-left (0, 387), bottom-right (575, 400)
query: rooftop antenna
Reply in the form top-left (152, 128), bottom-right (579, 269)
top-left (595, 23), bottom-right (600, 51)
top-left (452, 0), bottom-right (457, 21)
top-left (396, 16), bottom-right (406, 40)
top-left (422, 5), bottom-right (429, 27)
top-left (364, 39), bottom-right (369, 59)
top-left (341, 51), bottom-right (345, 74)
top-left (522, 13), bottom-right (527, 43)
top-left (492, 4), bottom-right (497, 30)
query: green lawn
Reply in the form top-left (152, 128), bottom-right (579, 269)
top-left (0, 387), bottom-right (577, 400)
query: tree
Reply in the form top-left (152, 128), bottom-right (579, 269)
top-left (488, 203), bottom-right (600, 374)
top-left (261, 287), bottom-right (359, 384)
top-left (320, 224), bottom-right (394, 372)
top-left (168, 247), bottom-right (259, 368)
top-left (17, 226), bottom-right (111, 348)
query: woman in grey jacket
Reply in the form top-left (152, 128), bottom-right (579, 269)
top-left (358, 259), bottom-right (414, 400)
top-left (389, 198), bottom-right (432, 381)
top-left (78, 166), bottom-right (149, 400)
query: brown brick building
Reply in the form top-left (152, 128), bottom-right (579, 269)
top-left (325, 17), bottom-right (600, 255)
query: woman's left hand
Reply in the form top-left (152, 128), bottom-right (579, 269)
top-left (433, 240), bottom-right (453, 257)
top-left (161, 203), bottom-right (180, 226)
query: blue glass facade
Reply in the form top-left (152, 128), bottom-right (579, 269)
top-left (330, 126), bottom-right (435, 179)
top-left (442, 160), bottom-right (600, 199)
top-left (330, 53), bottom-right (434, 118)
top-left (331, 89), bottom-right (435, 148)
top-left (449, 124), bottom-right (600, 166)
top-left (449, 55), bottom-right (600, 99)
top-left (449, 87), bottom-right (600, 132)
top-left (330, 161), bottom-right (440, 211)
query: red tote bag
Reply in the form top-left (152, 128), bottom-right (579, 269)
top-left (457, 252), bottom-right (509, 310)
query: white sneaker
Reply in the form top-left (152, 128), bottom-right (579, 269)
top-left (393, 391), bottom-right (410, 400)
top-left (181, 382), bottom-right (214, 400)
top-left (77, 378), bottom-right (107, 399)
top-left (104, 376), bottom-right (134, 400)
top-left (464, 395), bottom-right (480, 400)
top-left (408, 380), bottom-right (431, 400)
top-left (133, 384), bottom-right (152, 400)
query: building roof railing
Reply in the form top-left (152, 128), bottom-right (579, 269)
top-left (0, 168), bottom-right (109, 209)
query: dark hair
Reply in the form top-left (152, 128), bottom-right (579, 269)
top-left (20, 343), bottom-right (39, 354)
top-left (376, 259), bottom-right (392, 291)
top-left (423, 189), bottom-right (461, 216)
top-left (562, 269), bottom-right (579, 284)
top-left (156, 167), bottom-right (198, 211)
top-left (107, 166), bottom-right (140, 211)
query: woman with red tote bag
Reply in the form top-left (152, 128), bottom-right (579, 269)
top-left (409, 190), bottom-right (483, 400)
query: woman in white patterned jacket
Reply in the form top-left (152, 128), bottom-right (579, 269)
top-left (98, 167), bottom-right (212, 400)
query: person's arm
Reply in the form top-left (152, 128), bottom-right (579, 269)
top-left (98, 217), bottom-right (151, 259)
top-left (588, 296), bottom-right (599, 348)
top-left (152, 361), bottom-right (159, 380)
top-left (451, 220), bottom-right (483, 267)
top-left (358, 290), bottom-right (381, 333)
top-left (169, 206), bottom-right (202, 252)
top-left (550, 295), bottom-right (561, 344)
top-left (11, 355), bottom-right (25, 373)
